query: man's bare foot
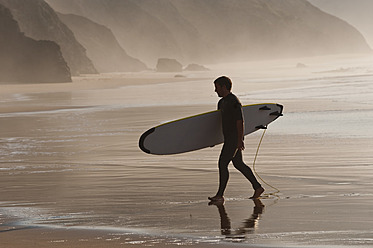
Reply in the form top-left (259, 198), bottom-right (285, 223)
top-left (252, 198), bottom-right (265, 213)
top-left (208, 195), bottom-right (224, 202)
top-left (250, 187), bottom-right (264, 199)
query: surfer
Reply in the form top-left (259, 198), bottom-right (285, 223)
top-left (209, 76), bottom-right (264, 202)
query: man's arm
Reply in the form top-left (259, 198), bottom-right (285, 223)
top-left (236, 119), bottom-right (245, 150)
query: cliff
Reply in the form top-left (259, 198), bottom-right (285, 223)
top-left (0, 0), bottom-right (97, 76)
top-left (170, 0), bottom-right (372, 61)
top-left (46, 0), bottom-right (371, 66)
top-left (46, 0), bottom-right (187, 67)
top-left (0, 4), bottom-right (71, 83)
top-left (309, 0), bottom-right (373, 48)
top-left (57, 13), bottom-right (148, 73)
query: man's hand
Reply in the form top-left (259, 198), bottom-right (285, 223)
top-left (237, 139), bottom-right (245, 151)
top-left (236, 120), bottom-right (245, 150)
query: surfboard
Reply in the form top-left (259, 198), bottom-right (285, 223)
top-left (139, 103), bottom-right (283, 155)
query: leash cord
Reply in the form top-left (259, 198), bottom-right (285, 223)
top-left (252, 129), bottom-right (280, 196)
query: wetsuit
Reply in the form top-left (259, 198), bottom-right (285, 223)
top-left (216, 93), bottom-right (261, 197)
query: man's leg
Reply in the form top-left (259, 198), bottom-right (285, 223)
top-left (209, 141), bottom-right (236, 201)
top-left (216, 150), bottom-right (231, 197)
top-left (232, 151), bottom-right (264, 198)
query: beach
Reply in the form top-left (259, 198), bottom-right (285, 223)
top-left (1, 54), bottom-right (373, 247)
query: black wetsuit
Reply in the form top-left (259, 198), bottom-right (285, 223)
top-left (216, 93), bottom-right (261, 197)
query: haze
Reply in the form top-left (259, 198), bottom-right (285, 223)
top-left (310, 0), bottom-right (373, 48)
top-left (45, 0), bottom-right (372, 69)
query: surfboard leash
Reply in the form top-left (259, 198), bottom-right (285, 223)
top-left (252, 129), bottom-right (280, 198)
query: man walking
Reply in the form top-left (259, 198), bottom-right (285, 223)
top-left (209, 76), bottom-right (264, 202)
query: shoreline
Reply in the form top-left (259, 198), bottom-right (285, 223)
top-left (0, 73), bottom-right (212, 115)
top-left (0, 73), bottom-right (209, 95)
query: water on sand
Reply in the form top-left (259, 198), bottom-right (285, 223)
top-left (1, 55), bottom-right (373, 247)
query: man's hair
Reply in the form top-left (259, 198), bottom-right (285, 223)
top-left (214, 76), bottom-right (232, 91)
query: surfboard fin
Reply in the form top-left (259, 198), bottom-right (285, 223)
top-left (259, 106), bottom-right (271, 110)
top-left (270, 111), bottom-right (283, 117)
top-left (255, 125), bottom-right (267, 129)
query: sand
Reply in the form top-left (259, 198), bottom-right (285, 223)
top-left (1, 55), bottom-right (373, 247)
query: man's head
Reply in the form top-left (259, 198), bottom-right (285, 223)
top-left (214, 76), bottom-right (232, 97)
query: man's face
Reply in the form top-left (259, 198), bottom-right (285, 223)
top-left (214, 83), bottom-right (225, 97)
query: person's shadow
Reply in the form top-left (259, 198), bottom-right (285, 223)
top-left (208, 199), bottom-right (265, 238)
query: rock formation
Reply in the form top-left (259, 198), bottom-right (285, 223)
top-left (184, 64), bottom-right (209, 71)
top-left (0, 4), bottom-right (71, 83)
top-left (57, 13), bottom-right (148, 73)
top-left (0, 0), bottom-right (97, 76)
top-left (156, 58), bottom-right (182, 72)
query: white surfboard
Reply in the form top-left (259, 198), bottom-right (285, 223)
top-left (139, 103), bottom-right (283, 155)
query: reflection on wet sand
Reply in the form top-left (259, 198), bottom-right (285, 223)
top-left (208, 199), bottom-right (264, 239)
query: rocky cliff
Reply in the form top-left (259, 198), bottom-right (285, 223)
top-left (46, 0), bottom-right (189, 67)
top-left (47, 0), bottom-right (371, 67)
top-left (171, 0), bottom-right (372, 59)
top-left (57, 13), bottom-right (148, 73)
top-left (309, 0), bottom-right (373, 48)
top-left (0, 4), bottom-right (71, 83)
top-left (0, 0), bottom-right (97, 76)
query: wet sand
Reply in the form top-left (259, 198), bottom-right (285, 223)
top-left (1, 55), bottom-right (373, 247)
top-left (0, 224), bottom-right (231, 248)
